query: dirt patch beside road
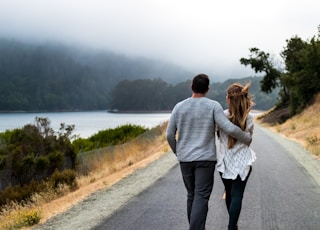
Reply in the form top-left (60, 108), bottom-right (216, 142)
top-left (32, 151), bottom-right (178, 230)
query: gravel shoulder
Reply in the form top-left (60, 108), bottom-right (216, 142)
top-left (31, 123), bottom-right (320, 230)
top-left (257, 124), bottom-right (320, 186)
top-left (31, 152), bottom-right (178, 230)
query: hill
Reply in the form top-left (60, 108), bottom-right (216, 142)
top-left (258, 93), bottom-right (320, 157)
top-left (0, 39), bottom-right (192, 111)
top-left (0, 39), bottom-right (277, 112)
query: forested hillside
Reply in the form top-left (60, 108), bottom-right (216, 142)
top-left (0, 39), bottom-right (276, 112)
top-left (0, 39), bottom-right (192, 111)
top-left (110, 77), bottom-right (278, 111)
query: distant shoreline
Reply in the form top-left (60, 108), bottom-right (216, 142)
top-left (0, 110), bottom-right (172, 114)
top-left (107, 110), bottom-right (171, 114)
top-left (0, 110), bottom-right (96, 113)
top-left (0, 109), bottom-right (264, 114)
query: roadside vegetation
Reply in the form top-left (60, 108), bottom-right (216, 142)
top-left (240, 26), bottom-right (320, 118)
top-left (242, 26), bottom-right (320, 157)
top-left (257, 93), bottom-right (320, 157)
top-left (0, 118), bottom-right (167, 229)
top-left (72, 124), bottom-right (147, 152)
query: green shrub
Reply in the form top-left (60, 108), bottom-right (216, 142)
top-left (49, 169), bottom-right (77, 190)
top-left (0, 155), bottom-right (7, 170)
top-left (48, 151), bottom-right (64, 170)
top-left (0, 169), bottom-right (76, 208)
top-left (35, 156), bottom-right (50, 171)
top-left (0, 180), bottom-right (45, 207)
top-left (0, 117), bottom-right (80, 209)
top-left (73, 124), bottom-right (148, 152)
top-left (72, 138), bottom-right (95, 152)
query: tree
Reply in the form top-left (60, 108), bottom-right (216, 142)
top-left (240, 47), bottom-right (282, 94)
top-left (241, 26), bottom-right (320, 115)
top-left (0, 117), bottom-right (77, 187)
top-left (110, 78), bottom-right (171, 111)
top-left (281, 35), bottom-right (320, 113)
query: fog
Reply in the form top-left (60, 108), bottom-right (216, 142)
top-left (0, 0), bottom-right (319, 80)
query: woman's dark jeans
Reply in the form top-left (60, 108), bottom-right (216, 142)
top-left (180, 161), bottom-right (216, 230)
top-left (220, 167), bottom-right (252, 230)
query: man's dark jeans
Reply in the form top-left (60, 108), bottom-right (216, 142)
top-left (180, 161), bottom-right (216, 230)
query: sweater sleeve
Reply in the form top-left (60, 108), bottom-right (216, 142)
top-left (214, 103), bottom-right (251, 145)
top-left (166, 109), bottom-right (177, 154)
top-left (247, 114), bottom-right (254, 135)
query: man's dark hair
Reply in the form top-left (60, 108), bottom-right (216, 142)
top-left (191, 74), bottom-right (210, 93)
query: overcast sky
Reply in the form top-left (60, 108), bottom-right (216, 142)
top-left (0, 0), bottom-right (319, 80)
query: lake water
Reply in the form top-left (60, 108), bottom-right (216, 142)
top-left (0, 111), bottom-right (171, 138)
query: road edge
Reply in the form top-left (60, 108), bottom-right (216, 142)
top-left (32, 152), bottom-right (178, 230)
top-left (257, 123), bottom-right (320, 186)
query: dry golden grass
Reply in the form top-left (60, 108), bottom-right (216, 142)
top-left (38, 124), bottom-right (170, 225)
top-left (0, 201), bottom-right (41, 230)
top-left (0, 123), bottom-right (171, 229)
top-left (258, 93), bottom-right (320, 157)
top-left (37, 141), bottom-right (169, 225)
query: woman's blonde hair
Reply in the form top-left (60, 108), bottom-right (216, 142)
top-left (227, 82), bottom-right (254, 148)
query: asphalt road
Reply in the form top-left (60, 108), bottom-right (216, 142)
top-left (93, 125), bottom-right (320, 230)
top-left (33, 124), bottom-right (320, 230)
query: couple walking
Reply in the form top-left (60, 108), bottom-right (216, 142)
top-left (166, 73), bottom-right (256, 230)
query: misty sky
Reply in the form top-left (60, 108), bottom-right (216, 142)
top-left (0, 0), bottom-right (319, 80)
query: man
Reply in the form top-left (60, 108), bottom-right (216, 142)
top-left (166, 74), bottom-right (251, 230)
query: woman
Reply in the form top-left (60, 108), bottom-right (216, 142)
top-left (216, 82), bottom-right (256, 230)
